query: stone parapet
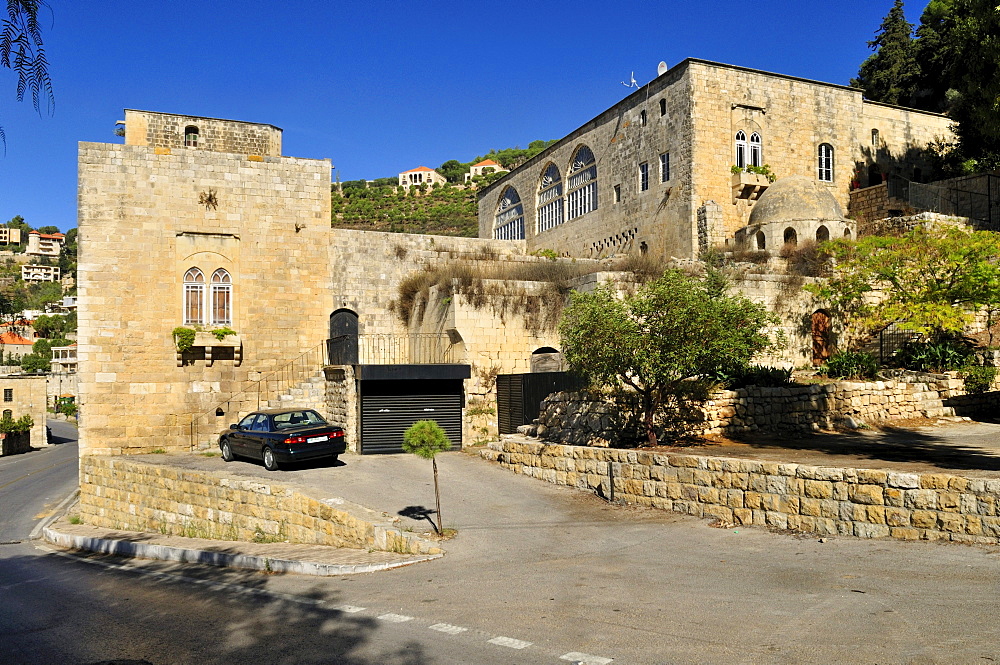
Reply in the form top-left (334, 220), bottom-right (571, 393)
top-left (484, 439), bottom-right (1000, 545)
top-left (78, 456), bottom-right (441, 555)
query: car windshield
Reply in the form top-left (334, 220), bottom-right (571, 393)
top-left (271, 410), bottom-right (328, 430)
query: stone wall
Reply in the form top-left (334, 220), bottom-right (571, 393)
top-left (483, 439), bottom-right (1000, 544)
top-left (78, 455), bottom-right (440, 555)
top-left (0, 431), bottom-right (30, 456)
top-left (848, 183), bottom-right (890, 226)
top-left (531, 377), bottom-right (1000, 445)
top-left (324, 365), bottom-right (358, 453)
top-left (124, 109), bottom-right (282, 156)
top-left (0, 375), bottom-right (48, 448)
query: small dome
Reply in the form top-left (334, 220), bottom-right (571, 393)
top-left (748, 175), bottom-right (845, 226)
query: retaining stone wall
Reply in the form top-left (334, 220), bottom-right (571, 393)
top-left (0, 431), bottom-right (30, 456)
top-left (78, 456), bottom-right (440, 555)
top-left (483, 439), bottom-right (1000, 544)
top-left (532, 377), bottom-right (1000, 446)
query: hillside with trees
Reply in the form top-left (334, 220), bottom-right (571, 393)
top-left (331, 140), bottom-right (556, 237)
top-left (852, 0), bottom-right (1000, 173)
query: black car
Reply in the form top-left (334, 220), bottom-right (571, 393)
top-left (219, 408), bottom-right (346, 471)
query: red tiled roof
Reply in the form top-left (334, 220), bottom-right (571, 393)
top-left (402, 166), bottom-right (435, 173)
top-left (0, 331), bottom-right (33, 345)
top-left (473, 159), bottom-right (500, 167)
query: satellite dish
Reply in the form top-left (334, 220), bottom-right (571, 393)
top-left (657, 61), bottom-right (668, 77)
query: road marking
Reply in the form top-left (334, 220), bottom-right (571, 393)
top-left (0, 458), bottom-right (75, 491)
top-left (334, 604), bottom-right (365, 613)
top-left (561, 652), bottom-right (613, 664)
top-left (429, 623), bottom-right (467, 635)
top-left (488, 636), bottom-right (532, 649)
top-left (378, 613), bottom-right (413, 623)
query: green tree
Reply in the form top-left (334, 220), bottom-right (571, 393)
top-left (436, 159), bottom-right (469, 183)
top-left (402, 419), bottom-right (452, 533)
top-left (807, 225), bottom-right (1000, 343)
top-left (1, 1), bottom-right (54, 147)
top-left (946, 0), bottom-right (1000, 170)
top-left (911, 0), bottom-right (959, 112)
top-left (559, 270), bottom-right (778, 446)
top-left (851, 0), bottom-right (919, 106)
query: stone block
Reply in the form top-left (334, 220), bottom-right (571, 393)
top-left (854, 522), bottom-right (889, 539)
top-left (804, 480), bottom-right (833, 499)
top-left (889, 527), bottom-right (921, 541)
top-left (848, 484), bottom-right (884, 505)
top-left (904, 489), bottom-right (938, 510)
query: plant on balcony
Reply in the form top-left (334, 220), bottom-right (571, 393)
top-left (172, 326), bottom-right (197, 352)
top-left (731, 164), bottom-right (777, 182)
top-left (210, 327), bottom-right (237, 341)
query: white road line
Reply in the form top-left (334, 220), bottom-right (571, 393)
top-left (488, 636), bottom-right (532, 649)
top-left (429, 623), bottom-right (468, 635)
top-left (334, 604), bottom-right (365, 613)
top-left (377, 613), bottom-right (414, 623)
top-left (560, 652), bottom-right (613, 664)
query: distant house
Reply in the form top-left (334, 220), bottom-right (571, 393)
top-left (398, 166), bottom-right (447, 188)
top-left (26, 231), bottom-right (65, 258)
top-left (21, 265), bottom-right (61, 283)
top-left (0, 331), bottom-right (34, 358)
top-left (0, 227), bottom-right (22, 245)
top-left (465, 159), bottom-right (506, 183)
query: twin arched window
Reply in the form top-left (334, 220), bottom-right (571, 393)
top-left (184, 268), bottom-right (232, 325)
top-left (494, 187), bottom-right (525, 240)
top-left (735, 131), bottom-right (762, 168)
top-left (537, 163), bottom-right (564, 233)
top-left (566, 145), bottom-right (598, 221)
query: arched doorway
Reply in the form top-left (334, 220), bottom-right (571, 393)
top-left (816, 225), bottom-right (830, 243)
top-left (530, 346), bottom-right (564, 372)
top-left (328, 309), bottom-right (359, 364)
top-left (811, 310), bottom-right (833, 365)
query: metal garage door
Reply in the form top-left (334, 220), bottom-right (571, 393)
top-left (361, 390), bottom-right (463, 454)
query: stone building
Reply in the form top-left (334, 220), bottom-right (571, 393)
top-left (398, 166), bottom-right (447, 188)
top-left (26, 230), bottom-right (65, 258)
top-left (477, 58), bottom-right (953, 259)
top-left (0, 374), bottom-right (48, 449)
top-left (465, 159), bottom-right (505, 183)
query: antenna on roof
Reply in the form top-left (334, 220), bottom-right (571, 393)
top-left (657, 61), bottom-right (668, 77)
top-left (621, 71), bottom-right (639, 89)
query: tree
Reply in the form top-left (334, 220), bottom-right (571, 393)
top-left (807, 225), bottom-right (1000, 343)
top-left (401, 419), bottom-right (452, 533)
top-left (559, 270), bottom-right (778, 447)
top-left (946, 0), bottom-right (1000, 169)
top-left (436, 159), bottom-right (469, 183)
top-left (851, 0), bottom-right (919, 106)
top-left (911, 0), bottom-right (959, 112)
top-left (1, 1), bottom-right (54, 147)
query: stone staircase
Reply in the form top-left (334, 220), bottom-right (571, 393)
top-left (261, 370), bottom-right (328, 410)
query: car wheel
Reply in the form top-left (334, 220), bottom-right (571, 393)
top-left (220, 439), bottom-right (234, 462)
top-left (330, 454), bottom-right (339, 465)
top-left (262, 446), bottom-right (279, 471)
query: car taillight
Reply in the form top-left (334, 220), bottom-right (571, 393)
top-left (331, 431), bottom-right (344, 437)
top-left (284, 436), bottom-right (306, 444)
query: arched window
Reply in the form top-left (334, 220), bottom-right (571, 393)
top-left (735, 131), bottom-right (747, 168)
top-left (494, 187), bottom-right (525, 240)
top-left (183, 268), bottom-right (205, 325)
top-left (749, 133), bottom-right (762, 167)
top-left (211, 269), bottom-right (232, 326)
top-left (659, 98), bottom-right (667, 116)
top-left (784, 228), bottom-right (797, 246)
top-left (184, 125), bottom-right (199, 147)
top-left (755, 231), bottom-right (766, 250)
top-left (818, 144), bottom-right (834, 182)
top-left (2, 409), bottom-right (11, 420)
top-left (537, 163), bottom-right (564, 233)
top-left (640, 110), bottom-right (647, 126)
top-left (566, 145), bottom-right (598, 220)
top-left (816, 225), bottom-right (830, 243)
top-left (844, 228), bottom-right (852, 238)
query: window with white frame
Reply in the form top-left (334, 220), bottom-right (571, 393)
top-left (818, 143), bottom-right (834, 182)
top-left (184, 125), bottom-right (199, 147)
top-left (537, 163), bottom-right (564, 233)
top-left (211, 269), bottom-right (232, 325)
top-left (749, 133), bottom-right (762, 167)
top-left (566, 145), bottom-right (598, 220)
top-left (494, 186), bottom-right (525, 240)
top-left (183, 268), bottom-right (205, 325)
top-left (735, 131), bottom-right (747, 168)
top-left (660, 152), bottom-right (670, 182)
top-left (639, 162), bottom-right (649, 191)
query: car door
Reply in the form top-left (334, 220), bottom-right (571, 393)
top-left (232, 413), bottom-right (259, 457)
top-left (246, 413), bottom-right (271, 459)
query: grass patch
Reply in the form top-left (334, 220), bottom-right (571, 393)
top-left (68, 514), bottom-right (82, 525)
top-left (149, 448), bottom-right (166, 454)
top-left (201, 451), bottom-right (219, 457)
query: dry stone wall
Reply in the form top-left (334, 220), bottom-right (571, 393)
top-left (484, 439), bottom-right (1000, 544)
top-left (78, 455), bottom-right (440, 555)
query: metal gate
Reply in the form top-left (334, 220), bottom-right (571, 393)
top-left (360, 382), bottom-right (463, 454)
top-left (496, 372), bottom-right (586, 435)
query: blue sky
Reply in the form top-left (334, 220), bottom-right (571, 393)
top-left (0, 1), bottom-right (927, 232)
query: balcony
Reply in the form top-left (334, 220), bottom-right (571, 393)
top-left (327, 333), bottom-right (463, 366)
top-left (731, 171), bottom-right (770, 202)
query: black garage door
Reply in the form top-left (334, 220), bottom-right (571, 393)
top-left (360, 379), bottom-right (463, 454)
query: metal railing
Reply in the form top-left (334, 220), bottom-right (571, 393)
top-left (327, 333), bottom-right (462, 365)
top-left (888, 174), bottom-right (999, 230)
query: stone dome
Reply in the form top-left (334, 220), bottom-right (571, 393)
top-left (747, 175), bottom-right (846, 226)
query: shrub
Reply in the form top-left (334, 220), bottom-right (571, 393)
top-left (893, 339), bottom-right (973, 373)
top-left (963, 365), bottom-right (997, 394)
top-left (822, 351), bottom-right (878, 379)
top-left (707, 364), bottom-right (793, 389)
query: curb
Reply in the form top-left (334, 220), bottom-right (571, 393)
top-left (41, 525), bottom-right (443, 575)
top-left (30, 489), bottom-right (80, 541)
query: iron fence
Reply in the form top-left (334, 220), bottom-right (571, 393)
top-left (888, 174), bottom-right (999, 230)
top-left (327, 333), bottom-right (461, 365)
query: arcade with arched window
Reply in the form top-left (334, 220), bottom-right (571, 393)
top-left (537, 163), bottom-right (564, 233)
top-left (494, 186), bottom-right (525, 240)
top-left (566, 145), bottom-right (597, 220)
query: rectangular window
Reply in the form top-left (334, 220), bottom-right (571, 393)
top-left (660, 152), bottom-right (670, 182)
top-left (614, 184), bottom-right (621, 203)
top-left (3, 389), bottom-right (12, 402)
top-left (639, 163), bottom-right (649, 191)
